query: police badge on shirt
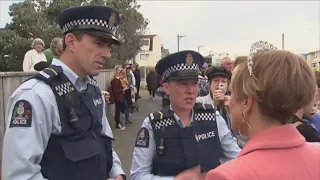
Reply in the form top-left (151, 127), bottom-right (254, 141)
top-left (135, 127), bottom-right (150, 148)
top-left (9, 100), bottom-right (32, 128)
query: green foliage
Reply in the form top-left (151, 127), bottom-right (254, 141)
top-left (0, 0), bottom-right (148, 71)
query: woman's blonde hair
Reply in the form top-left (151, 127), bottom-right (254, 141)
top-left (232, 50), bottom-right (316, 123)
top-left (31, 38), bottom-right (45, 48)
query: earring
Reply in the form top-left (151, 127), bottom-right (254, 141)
top-left (238, 112), bottom-right (252, 138)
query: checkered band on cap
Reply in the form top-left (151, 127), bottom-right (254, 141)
top-left (62, 18), bottom-right (117, 34)
top-left (55, 82), bottom-right (75, 96)
top-left (161, 63), bottom-right (199, 81)
top-left (153, 118), bottom-right (175, 130)
top-left (194, 112), bottom-right (216, 121)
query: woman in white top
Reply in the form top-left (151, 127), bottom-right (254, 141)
top-left (22, 38), bottom-right (47, 72)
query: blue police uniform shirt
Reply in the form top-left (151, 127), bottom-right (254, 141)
top-left (130, 106), bottom-right (240, 180)
top-left (2, 58), bottom-right (125, 180)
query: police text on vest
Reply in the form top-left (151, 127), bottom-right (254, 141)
top-left (196, 131), bottom-right (216, 141)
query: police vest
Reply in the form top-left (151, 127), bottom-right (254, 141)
top-left (34, 65), bottom-right (113, 180)
top-left (149, 103), bottom-right (221, 176)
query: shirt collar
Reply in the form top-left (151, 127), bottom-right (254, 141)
top-left (51, 58), bottom-right (80, 86)
top-left (169, 105), bottom-right (194, 127)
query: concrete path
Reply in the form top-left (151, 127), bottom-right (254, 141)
top-left (108, 90), bottom-right (162, 178)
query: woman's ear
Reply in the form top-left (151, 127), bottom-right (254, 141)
top-left (243, 96), bottom-right (254, 115)
top-left (163, 82), bottom-right (169, 96)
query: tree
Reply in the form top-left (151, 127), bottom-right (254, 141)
top-left (0, 0), bottom-right (148, 71)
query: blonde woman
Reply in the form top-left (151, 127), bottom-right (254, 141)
top-left (22, 38), bottom-right (47, 72)
top-left (205, 41), bottom-right (320, 180)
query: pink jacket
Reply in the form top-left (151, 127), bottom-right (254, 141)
top-left (205, 124), bottom-right (320, 180)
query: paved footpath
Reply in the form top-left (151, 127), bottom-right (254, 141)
top-left (107, 90), bottom-right (162, 178)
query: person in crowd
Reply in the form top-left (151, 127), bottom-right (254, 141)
top-left (220, 57), bottom-right (233, 72)
top-left (130, 50), bottom-right (240, 180)
top-left (156, 82), bottom-right (170, 108)
top-left (111, 68), bottom-right (127, 130)
top-left (205, 41), bottom-right (320, 180)
top-left (132, 64), bottom-right (141, 98)
top-left (43, 37), bottom-right (63, 63)
top-left (2, 5), bottom-right (126, 180)
top-left (120, 69), bottom-right (134, 126)
top-left (146, 68), bottom-right (158, 100)
top-left (291, 89), bottom-right (320, 142)
top-left (198, 62), bottom-right (209, 97)
top-left (22, 38), bottom-right (47, 72)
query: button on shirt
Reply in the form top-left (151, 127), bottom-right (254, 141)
top-left (2, 58), bottom-right (124, 180)
top-left (130, 106), bottom-right (241, 180)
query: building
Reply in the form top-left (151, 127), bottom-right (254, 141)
top-left (134, 34), bottom-right (162, 67)
top-left (204, 52), bottom-right (231, 66)
top-left (308, 50), bottom-right (320, 71)
top-left (161, 44), bottom-right (170, 58)
top-left (133, 34), bottom-right (162, 87)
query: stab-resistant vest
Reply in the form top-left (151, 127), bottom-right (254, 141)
top-left (33, 65), bottom-right (114, 180)
top-left (149, 103), bottom-right (222, 176)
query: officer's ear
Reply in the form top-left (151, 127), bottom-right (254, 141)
top-left (64, 33), bottom-right (81, 52)
top-left (162, 82), bottom-right (170, 96)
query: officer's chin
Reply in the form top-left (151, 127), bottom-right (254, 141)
top-left (89, 70), bottom-right (100, 77)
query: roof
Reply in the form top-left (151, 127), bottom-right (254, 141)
top-left (141, 34), bottom-right (157, 38)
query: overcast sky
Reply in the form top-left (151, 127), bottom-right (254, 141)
top-left (1, 0), bottom-right (319, 56)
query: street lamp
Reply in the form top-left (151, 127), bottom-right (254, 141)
top-left (282, 33), bottom-right (284, 50)
top-left (198, 45), bottom-right (203, 53)
top-left (177, 34), bottom-right (186, 52)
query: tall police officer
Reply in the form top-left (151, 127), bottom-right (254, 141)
top-left (130, 51), bottom-right (241, 180)
top-left (2, 6), bottom-right (126, 180)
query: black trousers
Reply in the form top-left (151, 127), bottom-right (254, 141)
top-left (136, 82), bottom-right (140, 95)
top-left (114, 100), bottom-right (123, 126)
top-left (149, 90), bottom-right (155, 98)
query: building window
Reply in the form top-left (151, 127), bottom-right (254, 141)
top-left (140, 39), bottom-right (150, 47)
top-left (140, 54), bottom-right (149, 61)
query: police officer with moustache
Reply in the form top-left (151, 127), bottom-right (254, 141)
top-left (130, 51), bottom-right (240, 180)
top-left (2, 6), bottom-right (126, 180)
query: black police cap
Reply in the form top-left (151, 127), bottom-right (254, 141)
top-left (57, 5), bottom-right (121, 45)
top-left (155, 50), bottom-right (205, 82)
top-left (205, 66), bottom-right (231, 81)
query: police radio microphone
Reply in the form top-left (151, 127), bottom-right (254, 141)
top-left (64, 93), bottom-right (80, 130)
top-left (69, 108), bottom-right (80, 130)
top-left (158, 126), bottom-right (166, 156)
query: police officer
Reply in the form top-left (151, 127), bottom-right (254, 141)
top-left (2, 6), bottom-right (126, 180)
top-left (130, 50), bottom-right (240, 180)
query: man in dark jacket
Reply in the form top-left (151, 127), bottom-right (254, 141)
top-left (132, 64), bottom-right (141, 98)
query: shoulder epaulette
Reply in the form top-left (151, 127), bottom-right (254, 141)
top-left (193, 102), bottom-right (215, 111)
top-left (88, 76), bottom-right (99, 87)
top-left (149, 106), bottom-right (174, 122)
top-left (35, 65), bottom-right (63, 82)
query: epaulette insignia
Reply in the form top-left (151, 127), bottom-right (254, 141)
top-left (194, 102), bottom-right (215, 112)
top-left (149, 113), bottom-right (154, 120)
top-left (158, 111), bottom-right (163, 120)
top-left (88, 77), bottom-right (99, 87)
top-left (35, 65), bottom-right (63, 82)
